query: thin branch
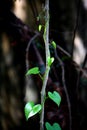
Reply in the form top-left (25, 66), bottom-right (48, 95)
top-left (76, 53), bottom-right (87, 94)
top-left (26, 32), bottom-right (40, 71)
top-left (54, 50), bottom-right (72, 130)
top-left (40, 66), bottom-right (50, 130)
top-left (29, 0), bottom-right (39, 26)
top-left (40, 0), bottom-right (50, 130)
top-left (71, 0), bottom-right (81, 59)
top-left (57, 44), bottom-right (71, 57)
top-left (57, 44), bottom-right (87, 78)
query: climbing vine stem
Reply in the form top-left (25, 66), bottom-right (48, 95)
top-left (40, 0), bottom-right (50, 130)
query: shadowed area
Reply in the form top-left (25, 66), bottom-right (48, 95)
top-left (0, 0), bottom-right (87, 130)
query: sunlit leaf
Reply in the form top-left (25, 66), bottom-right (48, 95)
top-left (51, 41), bottom-right (57, 49)
top-left (28, 104), bottom-right (42, 118)
top-left (48, 91), bottom-right (61, 106)
top-left (39, 25), bottom-right (42, 31)
top-left (26, 67), bottom-right (40, 76)
top-left (47, 57), bottom-right (54, 66)
top-left (24, 102), bottom-right (34, 120)
top-left (24, 102), bottom-right (42, 120)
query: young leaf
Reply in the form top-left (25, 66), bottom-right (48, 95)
top-left (45, 122), bottom-right (61, 130)
top-left (47, 57), bottom-right (54, 66)
top-left (53, 123), bottom-right (61, 130)
top-left (45, 122), bottom-right (53, 130)
top-left (28, 104), bottom-right (42, 118)
top-left (26, 67), bottom-right (40, 76)
top-left (24, 102), bottom-right (34, 120)
top-left (38, 25), bottom-right (42, 31)
top-left (51, 41), bottom-right (57, 49)
top-left (48, 91), bottom-right (61, 106)
top-left (24, 102), bottom-right (42, 120)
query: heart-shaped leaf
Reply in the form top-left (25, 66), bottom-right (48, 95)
top-left (48, 91), bottom-right (61, 106)
top-left (53, 123), bottom-right (61, 130)
top-left (51, 41), bottom-right (57, 49)
top-left (45, 122), bottom-right (61, 130)
top-left (26, 67), bottom-right (40, 76)
top-left (24, 102), bottom-right (42, 120)
top-left (24, 102), bottom-right (34, 120)
top-left (28, 104), bottom-right (42, 118)
top-left (47, 57), bottom-right (54, 66)
top-left (45, 122), bottom-right (53, 130)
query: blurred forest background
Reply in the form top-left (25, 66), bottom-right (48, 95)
top-left (0, 0), bottom-right (87, 130)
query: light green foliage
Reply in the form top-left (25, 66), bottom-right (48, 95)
top-left (24, 102), bottom-right (42, 120)
top-left (51, 41), bottom-right (57, 49)
top-left (24, 102), bottom-right (34, 120)
top-left (26, 67), bottom-right (40, 76)
top-left (47, 56), bottom-right (54, 66)
top-left (45, 122), bottom-right (61, 130)
top-left (48, 91), bottom-right (61, 106)
top-left (39, 25), bottom-right (42, 31)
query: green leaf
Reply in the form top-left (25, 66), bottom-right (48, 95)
top-left (24, 102), bottom-right (42, 120)
top-left (24, 102), bottom-right (34, 120)
top-left (26, 67), bottom-right (40, 76)
top-left (45, 122), bottom-right (61, 130)
top-left (38, 25), bottom-right (42, 31)
top-left (47, 57), bottom-right (54, 66)
top-left (48, 91), bottom-right (61, 106)
top-left (51, 41), bottom-right (57, 49)
top-left (45, 122), bottom-right (53, 130)
top-left (28, 104), bottom-right (42, 118)
top-left (53, 123), bottom-right (61, 130)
